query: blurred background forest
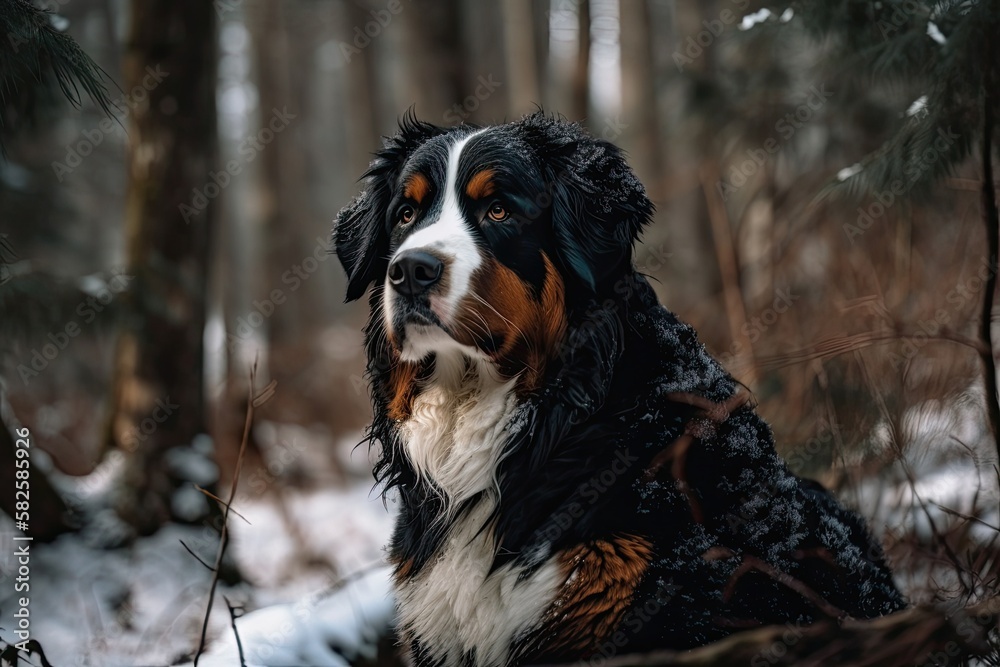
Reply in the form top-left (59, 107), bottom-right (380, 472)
top-left (2, 0), bottom-right (1000, 664)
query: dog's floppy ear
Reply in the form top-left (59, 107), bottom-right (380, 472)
top-left (519, 113), bottom-right (654, 292)
top-left (334, 112), bottom-right (447, 302)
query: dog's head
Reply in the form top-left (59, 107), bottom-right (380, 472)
top-left (334, 112), bottom-right (653, 385)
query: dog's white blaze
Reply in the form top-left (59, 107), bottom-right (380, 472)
top-left (397, 498), bottom-right (564, 667)
top-left (385, 130), bottom-right (486, 356)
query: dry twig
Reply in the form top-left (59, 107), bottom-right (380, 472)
top-left (193, 361), bottom-right (276, 665)
top-left (531, 596), bottom-right (1000, 667)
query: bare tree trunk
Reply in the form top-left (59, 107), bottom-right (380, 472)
top-left (653, 0), bottom-right (721, 308)
top-left (402, 0), bottom-right (465, 120)
top-left (109, 0), bottom-right (218, 535)
top-left (502, 0), bottom-right (541, 117)
top-left (533, 0), bottom-right (550, 110)
top-left (250, 1), bottom-right (322, 354)
top-left (459, 0), bottom-right (509, 124)
top-left (620, 0), bottom-right (664, 200)
top-left (342, 0), bottom-right (381, 172)
top-left (701, 165), bottom-right (757, 385)
top-left (570, 0), bottom-right (590, 122)
top-left (980, 71), bottom-right (1000, 472)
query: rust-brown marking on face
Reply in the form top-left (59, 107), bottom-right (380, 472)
top-left (465, 168), bottom-right (496, 200)
top-left (538, 253), bottom-right (567, 359)
top-left (523, 535), bottom-right (654, 658)
top-left (403, 172), bottom-right (431, 205)
top-left (454, 252), bottom-right (566, 392)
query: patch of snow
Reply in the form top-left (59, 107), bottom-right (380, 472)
top-left (49, 14), bottom-right (70, 31)
top-left (81, 508), bottom-right (132, 549)
top-left (739, 8), bottom-right (772, 31)
top-left (837, 163), bottom-right (863, 181)
top-left (0, 161), bottom-right (31, 190)
top-left (0, 476), bottom-right (396, 667)
top-left (192, 433), bottom-right (215, 455)
top-left (906, 95), bottom-right (928, 118)
top-left (52, 449), bottom-right (126, 509)
top-left (172, 484), bottom-right (211, 522)
top-left (842, 388), bottom-right (999, 602)
top-left (0, 521), bottom-right (222, 667)
top-left (927, 21), bottom-right (947, 45)
top-left (228, 484), bottom-right (395, 592)
top-left (78, 273), bottom-right (111, 297)
top-left (192, 567), bottom-right (394, 667)
top-left (166, 445), bottom-right (220, 486)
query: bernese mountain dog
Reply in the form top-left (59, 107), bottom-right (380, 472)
top-left (333, 112), bottom-right (905, 667)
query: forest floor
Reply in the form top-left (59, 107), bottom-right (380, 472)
top-left (0, 427), bottom-right (395, 667)
top-left (2, 392), bottom-right (1000, 667)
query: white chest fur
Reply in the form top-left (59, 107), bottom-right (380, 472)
top-left (396, 499), bottom-right (564, 667)
top-left (395, 355), bottom-right (565, 666)
top-left (401, 355), bottom-right (518, 507)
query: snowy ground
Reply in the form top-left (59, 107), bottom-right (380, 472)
top-left (0, 429), bottom-right (397, 667)
top-left (840, 388), bottom-right (1000, 606)
top-left (2, 388), bottom-right (999, 666)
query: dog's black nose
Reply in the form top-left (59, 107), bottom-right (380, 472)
top-left (388, 251), bottom-right (444, 296)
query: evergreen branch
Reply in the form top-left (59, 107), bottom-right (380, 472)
top-left (0, 0), bottom-right (114, 141)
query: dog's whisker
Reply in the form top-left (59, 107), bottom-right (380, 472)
top-left (471, 293), bottom-right (528, 342)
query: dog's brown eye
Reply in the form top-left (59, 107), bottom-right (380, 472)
top-left (487, 203), bottom-right (508, 222)
top-left (398, 205), bottom-right (415, 225)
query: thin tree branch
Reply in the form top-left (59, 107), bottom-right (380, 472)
top-left (179, 540), bottom-right (216, 572)
top-left (194, 361), bottom-right (275, 665)
top-left (530, 597), bottom-right (1000, 667)
top-left (224, 596), bottom-right (248, 667)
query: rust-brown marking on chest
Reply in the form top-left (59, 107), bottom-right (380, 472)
top-left (387, 358), bottom-right (422, 421)
top-left (526, 534), bottom-right (654, 658)
top-left (392, 554), bottom-right (416, 583)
